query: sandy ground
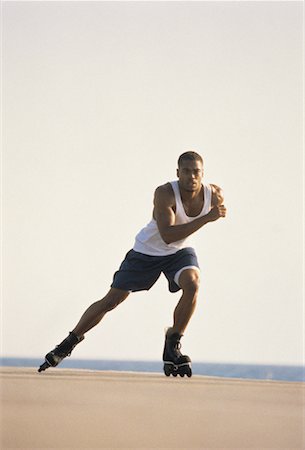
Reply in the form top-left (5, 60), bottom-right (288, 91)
top-left (1, 367), bottom-right (304, 449)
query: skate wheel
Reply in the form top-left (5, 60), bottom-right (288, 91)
top-left (163, 362), bottom-right (192, 378)
top-left (163, 364), bottom-right (172, 377)
top-left (186, 367), bottom-right (192, 378)
top-left (179, 364), bottom-right (192, 378)
top-left (38, 361), bottom-right (50, 373)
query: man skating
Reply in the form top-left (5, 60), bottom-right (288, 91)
top-left (38, 151), bottom-right (226, 377)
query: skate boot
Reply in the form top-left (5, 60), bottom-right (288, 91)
top-left (38, 332), bottom-right (84, 372)
top-left (163, 331), bottom-right (192, 378)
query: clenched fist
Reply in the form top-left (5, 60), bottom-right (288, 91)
top-left (207, 204), bottom-right (227, 222)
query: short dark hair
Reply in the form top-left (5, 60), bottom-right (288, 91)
top-left (178, 151), bottom-right (203, 168)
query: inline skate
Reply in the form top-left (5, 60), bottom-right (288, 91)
top-left (163, 331), bottom-right (192, 378)
top-left (38, 332), bottom-right (84, 372)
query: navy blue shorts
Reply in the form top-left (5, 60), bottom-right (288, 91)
top-left (111, 247), bottom-right (199, 293)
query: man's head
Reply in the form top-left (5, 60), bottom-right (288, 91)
top-left (177, 151), bottom-right (204, 192)
top-left (177, 151), bottom-right (203, 169)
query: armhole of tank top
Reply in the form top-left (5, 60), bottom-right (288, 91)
top-left (206, 184), bottom-right (212, 211)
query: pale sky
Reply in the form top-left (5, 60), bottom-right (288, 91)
top-left (2, 1), bottom-right (303, 365)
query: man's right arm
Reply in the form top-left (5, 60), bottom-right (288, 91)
top-left (153, 185), bottom-right (226, 245)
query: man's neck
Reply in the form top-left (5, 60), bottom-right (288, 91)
top-left (178, 183), bottom-right (203, 202)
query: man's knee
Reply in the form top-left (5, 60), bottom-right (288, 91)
top-left (179, 269), bottom-right (200, 295)
top-left (102, 288), bottom-right (130, 312)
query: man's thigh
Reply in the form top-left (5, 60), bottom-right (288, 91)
top-left (163, 248), bottom-right (200, 292)
top-left (111, 250), bottom-right (162, 292)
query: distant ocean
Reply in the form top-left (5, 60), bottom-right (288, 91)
top-left (1, 358), bottom-right (304, 382)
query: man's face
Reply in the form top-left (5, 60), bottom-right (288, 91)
top-left (177, 160), bottom-right (204, 192)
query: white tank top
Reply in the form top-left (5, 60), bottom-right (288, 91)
top-left (133, 181), bottom-right (212, 256)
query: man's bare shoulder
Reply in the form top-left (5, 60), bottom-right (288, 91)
top-left (210, 183), bottom-right (224, 206)
top-left (155, 182), bottom-right (173, 195)
top-left (154, 182), bottom-right (175, 206)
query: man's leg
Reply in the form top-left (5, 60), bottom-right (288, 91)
top-left (38, 288), bottom-right (129, 372)
top-left (170, 268), bottom-right (200, 335)
top-left (162, 268), bottom-right (199, 377)
top-left (73, 287), bottom-right (130, 337)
